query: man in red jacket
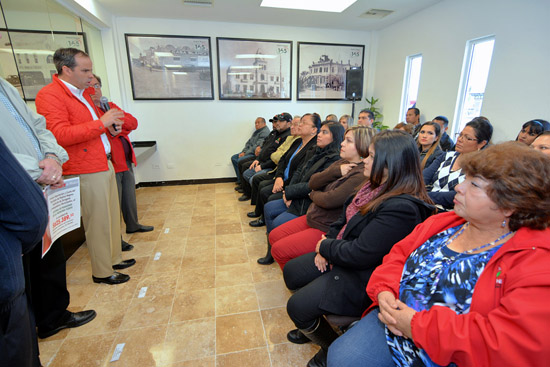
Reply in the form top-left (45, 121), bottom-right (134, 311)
top-left (89, 74), bottom-right (154, 245)
top-left (36, 48), bottom-right (135, 285)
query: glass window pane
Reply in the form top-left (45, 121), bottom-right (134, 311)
top-left (400, 54), bottom-right (422, 121)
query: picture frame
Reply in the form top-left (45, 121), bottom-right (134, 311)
top-left (124, 34), bottom-right (214, 100)
top-left (0, 29), bottom-right (87, 100)
top-left (217, 37), bottom-right (292, 100)
top-left (297, 41), bottom-right (365, 101)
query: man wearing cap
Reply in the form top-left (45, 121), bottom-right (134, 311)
top-left (35, 48), bottom-right (135, 286)
top-left (237, 113), bottom-right (292, 201)
top-left (232, 117), bottom-right (270, 192)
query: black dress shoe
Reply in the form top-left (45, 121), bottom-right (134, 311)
top-left (121, 241), bottom-right (134, 252)
top-left (126, 225), bottom-right (154, 234)
top-left (249, 218), bottom-right (265, 227)
top-left (234, 185), bottom-right (242, 191)
top-left (287, 328), bottom-right (311, 344)
top-left (236, 187), bottom-right (244, 193)
top-left (238, 195), bottom-right (251, 202)
top-left (38, 310), bottom-right (97, 339)
top-left (113, 259), bottom-right (136, 270)
top-left (247, 211), bottom-right (260, 218)
top-left (92, 272), bottom-right (130, 285)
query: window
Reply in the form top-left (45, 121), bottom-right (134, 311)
top-left (399, 54), bottom-right (422, 121)
top-left (453, 36), bottom-right (495, 134)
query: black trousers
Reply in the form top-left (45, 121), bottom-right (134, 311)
top-left (251, 172), bottom-right (274, 207)
top-left (238, 157), bottom-right (256, 197)
top-left (24, 239), bottom-right (70, 332)
top-left (258, 183), bottom-right (282, 216)
top-left (283, 252), bottom-right (332, 329)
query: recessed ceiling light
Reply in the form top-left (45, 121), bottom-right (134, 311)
top-left (260, 0), bottom-right (356, 13)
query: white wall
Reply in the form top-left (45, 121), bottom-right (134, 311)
top-left (102, 18), bottom-right (372, 183)
top-left (371, 0), bottom-right (550, 143)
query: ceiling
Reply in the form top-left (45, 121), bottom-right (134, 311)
top-left (92, 0), bottom-right (443, 31)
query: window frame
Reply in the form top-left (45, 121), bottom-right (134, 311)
top-left (399, 53), bottom-right (423, 122)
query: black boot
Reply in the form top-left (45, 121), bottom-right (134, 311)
top-left (300, 317), bottom-right (338, 367)
top-left (257, 235), bottom-right (274, 265)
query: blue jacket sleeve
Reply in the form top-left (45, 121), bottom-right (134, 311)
top-left (423, 152), bottom-right (447, 186)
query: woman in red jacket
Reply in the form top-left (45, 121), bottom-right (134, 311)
top-left (328, 142), bottom-right (550, 367)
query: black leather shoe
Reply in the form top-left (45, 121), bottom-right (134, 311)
top-left (37, 310), bottom-right (97, 339)
top-left (249, 218), bottom-right (265, 227)
top-left (234, 185), bottom-right (242, 191)
top-left (113, 259), bottom-right (136, 270)
top-left (247, 211), bottom-right (260, 218)
top-left (126, 225), bottom-right (154, 234)
top-left (287, 328), bottom-right (311, 344)
top-left (121, 241), bottom-right (134, 252)
top-left (92, 272), bottom-right (130, 285)
top-left (238, 195), bottom-right (250, 202)
top-left (236, 187), bottom-right (244, 193)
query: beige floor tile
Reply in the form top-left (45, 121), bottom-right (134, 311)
top-left (215, 263), bottom-right (253, 287)
top-left (216, 348), bottom-right (271, 367)
top-left (187, 224), bottom-right (216, 237)
top-left (215, 284), bottom-right (259, 316)
top-left (66, 261), bottom-right (93, 285)
top-left (215, 311), bottom-right (266, 354)
top-left (215, 223), bottom-right (243, 235)
top-left (163, 318), bottom-right (216, 363)
top-left (215, 246), bottom-right (249, 266)
top-left (181, 247), bottom-right (215, 268)
top-left (67, 299), bottom-right (131, 339)
top-left (163, 215), bottom-right (192, 229)
top-left (215, 214), bottom-right (242, 225)
top-left (250, 259), bottom-right (284, 283)
top-left (215, 233), bottom-right (245, 249)
top-left (261, 307), bottom-right (296, 345)
top-left (185, 236), bottom-right (215, 251)
top-left (67, 282), bottom-right (100, 308)
top-left (191, 215), bottom-right (216, 226)
top-left (108, 325), bottom-right (168, 367)
top-left (128, 228), bottom-right (162, 242)
top-left (192, 207), bottom-right (216, 217)
top-left (88, 275), bottom-right (141, 305)
top-left (141, 210), bottom-right (170, 220)
top-left (119, 294), bottom-right (174, 330)
top-left (171, 289), bottom-right (215, 322)
top-left (161, 356), bottom-right (215, 367)
top-left (121, 256), bottom-right (150, 277)
top-left (38, 339), bottom-right (64, 366)
top-left (48, 332), bottom-right (116, 367)
top-left (255, 280), bottom-right (292, 310)
top-left (153, 239), bottom-right (186, 256)
top-left (269, 342), bottom-right (319, 367)
top-left (158, 227), bottom-right (190, 241)
top-left (143, 253), bottom-right (183, 274)
top-left (176, 266), bottom-right (215, 292)
top-left (133, 271), bottom-right (179, 298)
top-left (125, 241), bottom-right (156, 257)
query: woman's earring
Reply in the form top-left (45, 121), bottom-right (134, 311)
top-left (501, 219), bottom-right (507, 228)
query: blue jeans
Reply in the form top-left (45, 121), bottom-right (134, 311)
top-left (243, 168), bottom-right (268, 186)
top-left (264, 199), bottom-right (298, 233)
top-left (231, 153), bottom-right (253, 184)
top-left (327, 309), bottom-right (394, 367)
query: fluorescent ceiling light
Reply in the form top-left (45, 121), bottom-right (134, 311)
top-left (260, 0), bottom-right (356, 13)
top-left (236, 54), bottom-right (277, 59)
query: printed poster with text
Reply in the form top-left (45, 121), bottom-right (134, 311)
top-left (42, 178), bottom-right (81, 257)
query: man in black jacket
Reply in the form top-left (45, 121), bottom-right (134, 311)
top-left (238, 113), bottom-right (292, 201)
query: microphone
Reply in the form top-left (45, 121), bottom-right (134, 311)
top-left (99, 96), bottom-right (117, 131)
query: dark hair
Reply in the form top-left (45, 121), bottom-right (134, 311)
top-left (359, 109), bottom-right (374, 120)
top-left (433, 115), bottom-right (449, 127)
top-left (322, 122), bottom-right (346, 152)
top-left (345, 126), bottom-right (377, 158)
top-left (93, 74), bottom-right (102, 86)
top-left (465, 116), bottom-right (493, 147)
top-left (394, 122), bottom-right (414, 134)
top-left (461, 142), bottom-right (550, 231)
top-left (54, 48), bottom-right (89, 74)
top-left (515, 119), bottom-right (550, 141)
top-left (301, 113), bottom-right (322, 133)
top-left (326, 114), bottom-right (338, 122)
top-left (256, 117), bottom-right (266, 125)
top-left (360, 130), bottom-right (433, 214)
top-left (408, 107), bottom-right (420, 116)
top-left (417, 122), bottom-right (442, 169)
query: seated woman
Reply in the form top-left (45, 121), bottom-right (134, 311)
top-left (394, 122), bottom-right (414, 135)
top-left (261, 122), bottom-right (344, 237)
top-left (417, 121), bottom-right (443, 169)
top-left (328, 142), bottom-right (550, 367)
top-left (282, 130), bottom-right (435, 367)
top-left (532, 131), bottom-right (550, 155)
top-left (339, 114), bottom-right (352, 130)
top-left (423, 117), bottom-right (492, 210)
top-left (269, 126), bottom-right (375, 269)
top-left (515, 119), bottom-right (550, 145)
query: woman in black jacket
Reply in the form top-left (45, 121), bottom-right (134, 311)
top-left (282, 130), bottom-right (435, 367)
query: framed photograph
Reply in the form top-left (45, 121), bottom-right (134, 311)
top-left (297, 42), bottom-right (365, 100)
top-left (0, 29), bottom-right (87, 100)
top-left (217, 37), bottom-right (292, 100)
top-left (124, 34), bottom-right (213, 100)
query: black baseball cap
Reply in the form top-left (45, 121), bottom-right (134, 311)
top-left (269, 112), bottom-right (292, 123)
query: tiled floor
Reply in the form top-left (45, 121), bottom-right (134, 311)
top-left (39, 183), bottom-right (319, 367)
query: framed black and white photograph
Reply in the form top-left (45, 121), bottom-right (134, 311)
top-left (217, 37), bottom-right (292, 100)
top-left (0, 29), bottom-right (87, 100)
top-left (297, 42), bottom-right (365, 100)
top-left (124, 34), bottom-right (213, 100)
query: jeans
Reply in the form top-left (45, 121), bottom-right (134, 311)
top-left (264, 199), bottom-right (298, 233)
top-left (327, 309), bottom-right (395, 367)
top-left (231, 153), bottom-right (253, 184)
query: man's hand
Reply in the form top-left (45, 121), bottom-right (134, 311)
top-left (272, 177), bottom-right (284, 193)
top-left (254, 164), bottom-right (262, 172)
top-left (37, 157), bottom-right (63, 186)
top-left (254, 146), bottom-right (261, 156)
top-left (238, 152), bottom-right (245, 158)
top-left (100, 109), bottom-right (124, 128)
top-left (107, 124), bottom-right (122, 136)
top-left (249, 160), bottom-right (259, 170)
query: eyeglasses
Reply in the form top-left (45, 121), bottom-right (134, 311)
top-left (92, 84), bottom-right (101, 89)
top-left (455, 133), bottom-right (479, 142)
